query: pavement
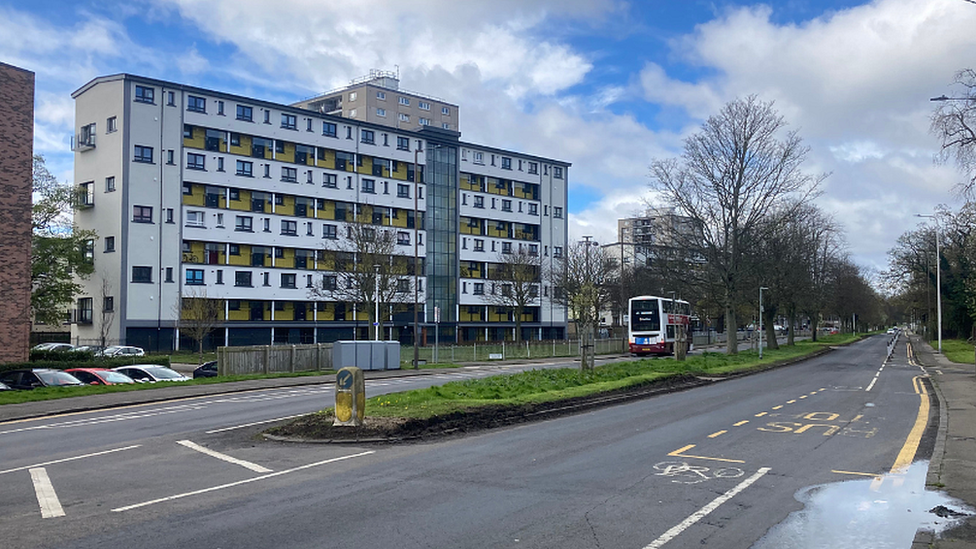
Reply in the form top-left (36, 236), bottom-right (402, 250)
top-left (911, 334), bottom-right (976, 548)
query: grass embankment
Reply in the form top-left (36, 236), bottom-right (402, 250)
top-left (0, 370), bottom-right (334, 406)
top-left (941, 339), bottom-right (975, 365)
top-left (343, 333), bottom-right (862, 421)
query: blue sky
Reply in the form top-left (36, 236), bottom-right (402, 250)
top-left (3, 0), bottom-right (974, 274)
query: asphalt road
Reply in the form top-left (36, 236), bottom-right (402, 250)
top-left (1, 335), bottom-right (932, 549)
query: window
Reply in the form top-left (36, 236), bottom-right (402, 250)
top-left (554, 166), bottom-right (564, 179)
top-left (553, 206), bottom-right (563, 219)
top-left (306, 222), bottom-right (314, 236)
top-left (529, 244), bottom-right (539, 256)
top-left (527, 203), bottom-right (538, 215)
top-left (442, 123), bottom-right (450, 129)
top-left (281, 220), bottom-right (297, 236)
top-left (134, 85), bottom-right (154, 104)
top-left (418, 101), bottom-right (430, 110)
top-left (419, 117), bottom-right (430, 126)
top-left (349, 92), bottom-right (357, 101)
top-left (397, 231), bottom-right (410, 245)
top-left (106, 116), bottom-right (117, 133)
top-left (362, 179), bottom-right (375, 194)
top-left (187, 153), bottom-right (205, 170)
top-left (349, 109), bottom-right (357, 118)
top-left (473, 196), bottom-right (484, 209)
top-left (323, 121), bottom-right (337, 137)
top-left (398, 97), bottom-right (410, 106)
top-left (134, 145), bottom-right (153, 163)
top-left (323, 173), bottom-right (337, 188)
top-left (264, 165), bottom-right (270, 178)
top-left (306, 118), bottom-right (313, 131)
top-left (166, 208), bottom-right (174, 223)
top-left (263, 273), bottom-right (271, 286)
top-left (215, 270), bottom-right (224, 285)
top-left (216, 157), bottom-right (224, 172)
top-left (167, 91), bottom-right (175, 106)
top-left (501, 199), bottom-right (512, 212)
top-left (229, 244), bottom-right (240, 255)
top-left (185, 211), bottom-right (205, 227)
top-left (376, 108), bottom-right (386, 117)
top-left (132, 206), bottom-right (153, 223)
top-left (474, 239), bottom-right (484, 252)
top-left (442, 106), bottom-right (450, 115)
top-left (186, 269), bottom-right (205, 285)
top-left (397, 136), bottom-right (410, 151)
top-left (528, 162), bottom-right (538, 174)
top-left (183, 183), bottom-right (193, 196)
top-left (281, 167), bottom-right (297, 182)
top-left (361, 129), bottom-right (375, 144)
top-left (263, 218), bottom-right (271, 232)
top-left (473, 283), bottom-right (485, 295)
top-left (217, 100), bottom-right (225, 115)
top-left (398, 113), bottom-right (410, 122)
top-left (236, 160), bottom-right (253, 177)
top-left (397, 279), bottom-right (410, 293)
top-left (132, 266), bottom-right (152, 283)
top-left (103, 296), bottom-right (114, 312)
top-left (232, 104), bottom-right (253, 122)
top-left (235, 215), bottom-right (253, 232)
top-left (183, 124), bottom-right (193, 139)
top-left (187, 95), bottom-right (206, 113)
top-left (553, 246), bottom-right (563, 258)
top-left (502, 242), bottom-right (513, 254)
top-left (473, 152), bottom-right (484, 165)
top-left (501, 157), bottom-right (512, 170)
top-left (104, 236), bottom-right (115, 252)
top-left (281, 113), bottom-right (297, 129)
top-left (397, 184), bottom-right (410, 198)
top-left (323, 224), bottom-right (337, 239)
top-left (322, 275), bottom-right (337, 290)
top-left (377, 91), bottom-right (386, 100)
top-left (281, 274), bottom-right (297, 289)
top-left (230, 188), bottom-right (240, 201)
top-left (105, 176), bottom-right (115, 192)
top-left (235, 271), bottom-right (252, 287)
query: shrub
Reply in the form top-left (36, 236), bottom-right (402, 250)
top-left (29, 350), bottom-right (96, 362)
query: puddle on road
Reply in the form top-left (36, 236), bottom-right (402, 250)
top-left (751, 462), bottom-right (971, 549)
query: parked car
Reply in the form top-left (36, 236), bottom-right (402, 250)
top-left (193, 361), bottom-right (218, 379)
top-left (98, 345), bottom-right (145, 358)
top-left (0, 380), bottom-right (12, 391)
top-left (0, 369), bottom-right (84, 390)
top-left (65, 368), bottom-right (136, 385)
top-left (74, 345), bottom-right (105, 354)
top-left (31, 342), bottom-right (76, 352)
top-left (113, 365), bottom-right (190, 383)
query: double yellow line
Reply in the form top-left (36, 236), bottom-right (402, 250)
top-left (890, 375), bottom-right (929, 474)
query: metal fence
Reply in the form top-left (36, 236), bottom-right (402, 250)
top-left (400, 338), bottom-right (625, 365)
top-left (217, 343), bottom-right (333, 376)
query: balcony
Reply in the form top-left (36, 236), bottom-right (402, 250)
top-left (71, 132), bottom-right (96, 152)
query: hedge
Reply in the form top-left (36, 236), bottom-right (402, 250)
top-left (29, 350), bottom-right (97, 362)
top-left (1, 355), bottom-right (171, 376)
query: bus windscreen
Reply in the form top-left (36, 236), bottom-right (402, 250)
top-left (631, 299), bottom-right (660, 332)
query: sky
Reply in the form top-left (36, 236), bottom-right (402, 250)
top-left (3, 0), bottom-right (974, 277)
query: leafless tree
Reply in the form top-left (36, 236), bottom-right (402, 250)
top-left (932, 69), bottom-right (976, 198)
top-left (551, 242), bottom-right (618, 369)
top-left (310, 222), bottom-right (416, 340)
top-left (650, 95), bottom-right (824, 354)
top-left (177, 289), bottom-right (224, 362)
top-left (482, 247), bottom-right (542, 342)
top-left (98, 277), bottom-right (116, 349)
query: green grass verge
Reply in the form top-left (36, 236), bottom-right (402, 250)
top-left (0, 370), bottom-right (335, 406)
top-left (941, 339), bottom-right (975, 365)
top-left (359, 333), bottom-right (863, 420)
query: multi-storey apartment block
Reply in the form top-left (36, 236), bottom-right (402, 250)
top-left (70, 74), bottom-right (568, 350)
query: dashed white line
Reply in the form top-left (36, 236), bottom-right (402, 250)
top-left (30, 467), bottom-right (65, 518)
top-left (0, 445), bottom-right (142, 476)
top-left (112, 451), bottom-right (375, 512)
top-left (205, 414), bottom-right (306, 434)
top-left (642, 467), bottom-right (771, 548)
top-left (176, 440), bottom-right (272, 473)
top-left (865, 377), bottom-right (878, 392)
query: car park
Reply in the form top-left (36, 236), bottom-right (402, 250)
top-left (192, 361), bottom-right (218, 379)
top-left (0, 369), bottom-right (84, 390)
top-left (65, 368), bottom-right (136, 385)
top-left (113, 365), bottom-right (190, 383)
top-left (98, 345), bottom-right (146, 358)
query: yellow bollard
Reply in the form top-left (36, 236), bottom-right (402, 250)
top-left (334, 367), bottom-right (365, 427)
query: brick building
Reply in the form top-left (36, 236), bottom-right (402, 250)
top-left (0, 62), bottom-right (35, 362)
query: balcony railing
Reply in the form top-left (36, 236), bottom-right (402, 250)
top-left (70, 133), bottom-right (96, 152)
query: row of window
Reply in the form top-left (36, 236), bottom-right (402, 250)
top-left (365, 90), bottom-right (451, 116)
top-left (185, 212), bottom-right (422, 244)
top-left (460, 150), bottom-right (564, 179)
top-left (460, 195), bottom-right (542, 215)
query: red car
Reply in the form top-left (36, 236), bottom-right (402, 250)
top-left (65, 368), bottom-right (136, 385)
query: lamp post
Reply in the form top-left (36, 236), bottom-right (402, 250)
top-left (600, 241), bottom-right (635, 352)
top-left (916, 213), bottom-right (943, 354)
top-left (413, 146), bottom-right (421, 368)
top-left (759, 286), bottom-right (769, 359)
top-left (373, 264), bottom-right (381, 341)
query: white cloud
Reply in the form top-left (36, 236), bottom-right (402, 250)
top-left (178, 46), bottom-right (210, 75)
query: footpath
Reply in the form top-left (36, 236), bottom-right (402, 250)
top-left (912, 335), bottom-right (976, 548)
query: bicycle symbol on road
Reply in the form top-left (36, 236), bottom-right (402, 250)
top-left (653, 461), bottom-right (745, 484)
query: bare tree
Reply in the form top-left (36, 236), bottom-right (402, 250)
top-left (310, 222), bottom-right (416, 340)
top-left (551, 242), bottom-right (618, 369)
top-left (98, 277), bottom-right (116, 349)
top-left (482, 247), bottom-right (542, 342)
top-left (932, 69), bottom-right (976, 198)
top-left (650, 95), bottom-right (824, 354)
top-left (177, 290), bottom-right (223, 362)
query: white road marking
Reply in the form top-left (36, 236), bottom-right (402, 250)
top-left (0, 445), bottom-right (142, 476)
top-left (176, 440), bottom-right (272, 473)
top-left (642, 467), bottom-right (771, 549)
top-left (205, 414), bottom-right (306, 434)
top-left (112, 451), bottom-right (375, 512)
top-left (30, 467), bottom-right (65, 518)
top-left (865, 377), bottom-right (878, 392)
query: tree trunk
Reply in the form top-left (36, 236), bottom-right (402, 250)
top-left (725, 305), bottom-right (737, 354)
top-left (763, 307), bottom-right (779, 350)
top-left (787, 310), bottom-right (796, 346)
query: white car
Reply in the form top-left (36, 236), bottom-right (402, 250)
top-left (31, 342), bottom-right (76, 352)
top-left (113, 365), bottom-right (190, 383)
top-left (98, 345), bottom-right (145, 358)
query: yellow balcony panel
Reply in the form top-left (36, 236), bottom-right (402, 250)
top-left (183, 126), bottom-right (206, 150)
top-left (182, 184), bottom-right (206, 207)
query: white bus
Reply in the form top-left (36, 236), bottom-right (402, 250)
top-left (628, 295), bottom-right (692, 356)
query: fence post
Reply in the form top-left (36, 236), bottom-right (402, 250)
top-left (526, 341), bottom-right (530, 358)
top-left (502, 340), bottom-right (505, 359)
top-left (264, 346), bottom-right (270, 375)
top-left (473, 342), bottom-right (477, 362)
top-left (316, 343), bottom-right (321, 371)
top-left (290, 345), bottom-right (296, 373)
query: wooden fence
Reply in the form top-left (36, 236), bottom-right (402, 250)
top-left (218, 343), bottom-right (333, 376)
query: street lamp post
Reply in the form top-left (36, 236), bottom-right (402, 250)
top-left (413, 146), bottom-right (421, 368)
top-left (916, 213), bottom-right (943, 354)
top-left (373, 264), bottom-right (381, 341)
top-left (759, 286), bottom-right (769, 359)
top-left (600, 240), bottom-right (635, 353)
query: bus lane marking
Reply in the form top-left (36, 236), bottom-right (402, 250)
top-left (756, 412), bottom-right (876, 438)
top-left (0, 445), bottom-right (141, 476)
top-left (176, 440), bottom-right (272, 473)
top-left (653, 461), bottom-right (745, 484)
top-left (667, 444), bottom-right (745, 464)
top-left (30, 467), bottom-right (65, 518)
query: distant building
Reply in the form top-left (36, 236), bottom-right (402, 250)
top-left (0, 62), bottom-right (35, 362)
top-left (617, 207), bottom-right (701, 266)
top-left (292, 70), bottom-right (459, 132)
